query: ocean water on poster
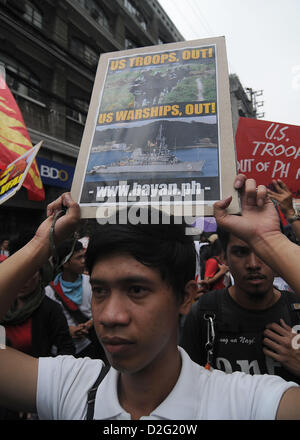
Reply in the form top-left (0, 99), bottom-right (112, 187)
top-left (84, 147), bottom-right (219, 182)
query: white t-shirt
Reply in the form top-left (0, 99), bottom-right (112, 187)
top-left (37, 347), bottom-right (297, 420)
top-left (45, 274), bottom-right (92, 354)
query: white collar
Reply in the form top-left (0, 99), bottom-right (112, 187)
top-left (94, 347), bottom-right (204, 420)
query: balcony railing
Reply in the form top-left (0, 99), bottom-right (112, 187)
top-left (14, 93), bottom-right (85, 147)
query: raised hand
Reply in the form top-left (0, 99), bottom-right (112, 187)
top-left (214, 174), bottom-right (300, 296)
top-left (35, 192), bottom-right (81, 247)
top-left (263, 319), bottom-right (300, 377)
top-left (214, 174), bottom-right (281, 248)
top-left (267, 179), bottom-right (295, 218)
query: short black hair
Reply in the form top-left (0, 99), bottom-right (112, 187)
top-left (209, 238), bottom-right (223, 256)
top-left (217, 214), bottom-right (242, 254)
top-left (216, 226), bottom-right (231, 254)
top-left (199, 232), bottom-right (209, 242)
top-left (86, 221), bottom-right (196, 304)
top-left (57, 239), bottom-right (83, 266)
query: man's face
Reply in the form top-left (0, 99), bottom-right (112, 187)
top-left (64, 249), bottom-right (86, 275)
top-left (2, 240), bottom-right (9, 250)
top-left (225, 235), bottom-right (275, 297)
top-left (90, 253), bottom-right (187, 374)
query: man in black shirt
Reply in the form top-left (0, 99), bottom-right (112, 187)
top-left (180, 227), bottom-right (300, 383)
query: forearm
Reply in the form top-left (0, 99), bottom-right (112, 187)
top-left (0, 347), bottom-right (38, 412)
top-left (276, 387), bottom-right (300, 419)
top-left (0, 235), bottom-right (50, 320)
top-left (0, 193), bottom-right (80, 320)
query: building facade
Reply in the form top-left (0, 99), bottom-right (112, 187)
top-left (0, 0), bottom-right (183, 236)
top-left (229, 73), bottom-right (257, 134)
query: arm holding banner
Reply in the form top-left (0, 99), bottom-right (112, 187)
top-left (0, 192), bottom-right (80, 412)
top-left (267, 179), bottom-right (300, 242)
top-left (0, 192), bottom-right (80, 320)
top-left (214, 174), bottom-right (300, 297)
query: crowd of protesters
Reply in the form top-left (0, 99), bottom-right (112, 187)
top-left (0, 176), bottom-right (299, 420)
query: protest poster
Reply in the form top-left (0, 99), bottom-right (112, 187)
top-left (0, 141), bottom-right (43, 205)
top-left (236, 117), bottom-right (300, 198)
top-left (71, 37), bottom-right (238, 221)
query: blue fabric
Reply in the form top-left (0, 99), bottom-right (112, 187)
top-left (54, 273), bottom-right (83, 305)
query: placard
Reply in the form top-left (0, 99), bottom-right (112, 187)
top-left (71, 37), bottom-right (238, 221)
top-left (0, 141), bottom-right (43, 205)
top-left (236, 117), bottom-right (300, 198)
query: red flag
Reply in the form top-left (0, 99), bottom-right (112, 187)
top-left (0, 75), bottom-right (45, 201)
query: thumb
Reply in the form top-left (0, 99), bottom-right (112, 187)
top-left (213, 196), bottom-right (232, 224)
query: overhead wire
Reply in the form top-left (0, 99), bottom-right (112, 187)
top-left (164, 0), bottom-right (207, 39)
top-left (185, 0), bottom-right (216, 37)
top-left (158, 0), bottom-right (260, 114)
top-left (167, 0), bottom-right (242, 77)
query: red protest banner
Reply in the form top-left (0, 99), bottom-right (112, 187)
top-left (235, 117), bottom-right (300, 198)
top-left (0, 75), bottom-right (45, 201)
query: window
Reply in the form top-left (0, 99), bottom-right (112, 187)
top-left (124, 0), bottom-right (147, 31)
top-left (67, 97), bottom-right (89, 124)
top-left (70, 38), bottom-right (99, 67)
top-left (74, 0), bottom-right (110, 30)
top-left (23, 1), bottom-right (43, 29)
top-left (140, 21), bottom-right (147, 31)
top-left (0, 53), bottom-right (42, 102)
top-left (125, 38), bottom-right (138, 50)
top-left (124, 0), bottom-right (137, 16)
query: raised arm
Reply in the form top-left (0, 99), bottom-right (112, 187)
top-left (0, 192), bottom-right (80, 319)
top-left (214, 175), bottom-right (300, 296)
top-left (0, 193), bottom-right (80, 413)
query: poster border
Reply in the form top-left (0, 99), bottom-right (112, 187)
top-left (71, 37), bottom-right (239, 219)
